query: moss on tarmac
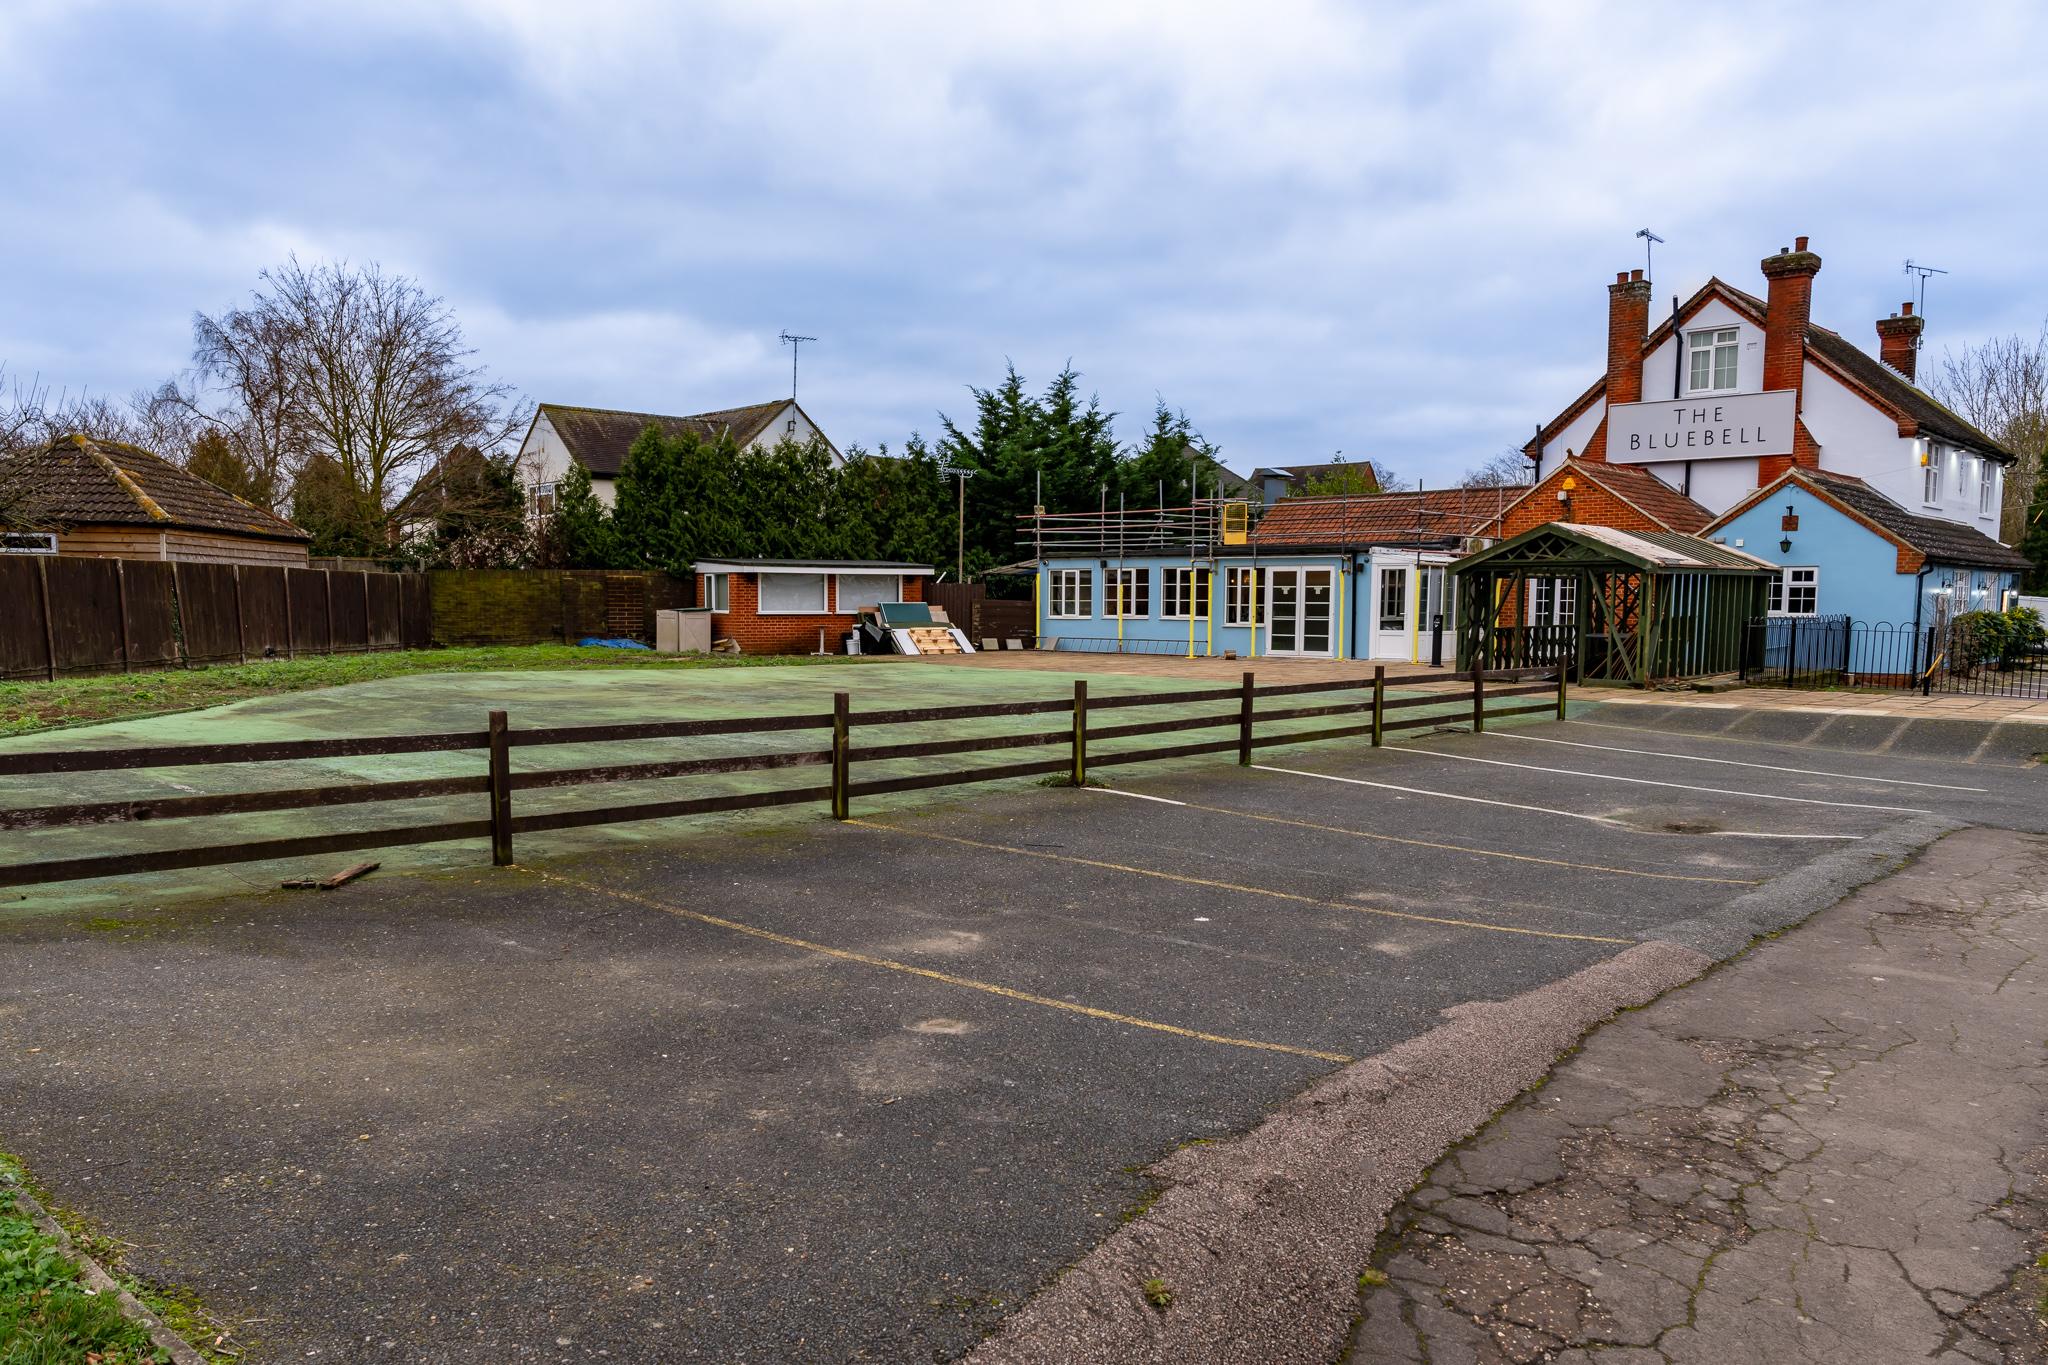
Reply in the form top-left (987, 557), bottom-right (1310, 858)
top-left (0, 660), bottom-right (1498, 918)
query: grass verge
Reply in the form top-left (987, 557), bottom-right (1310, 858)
top-left (0, 645), bottom-right (867, 736)
top-left (1, 1152), bottom-right (232, 1362)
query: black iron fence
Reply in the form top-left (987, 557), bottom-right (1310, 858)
top-left (1740, 615), bottom-right (2048, 698)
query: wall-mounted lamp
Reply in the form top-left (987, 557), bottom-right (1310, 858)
top-left (1779, 537), bottom-right (1793, 554)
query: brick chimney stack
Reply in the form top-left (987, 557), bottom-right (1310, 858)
top-left (1875, 301), bottom-right (1924, 382)
top-left (1757, 236), bottom-right (1823, 480)
top-left (1584, 267), bottom-right (1652, 462)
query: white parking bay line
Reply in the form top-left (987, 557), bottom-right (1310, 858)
top-left (1395, 748), bottom-right (1930, 814)
top-left (1504, 727), bottom-right (1988, 793)
top-left (1249, 764), bottom-right (1860, 840)
top-left (1086, 787), bottom-right (1188, 807)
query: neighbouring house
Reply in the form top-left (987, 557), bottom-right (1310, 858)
top-left (1029, 485), bottom-right (1524, 664)
top-left (1251, 460), bottom-right (1383, 503)
top-left (1527, 234), bottom-right (2017, 536)
top-left (1704, 466), bottom-right (2030, 675)
top-left (692, 558), bottom-right (934, 654)
top-left (1, 434), bottom-right (310, 566)
top-left (518, 400), bottom-right (842, 514)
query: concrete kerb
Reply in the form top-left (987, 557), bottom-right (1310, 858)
top-left (965, 811), bottom-right (1963, 1365)
top-left (3, 1178), bottom-right (208, 1365)
top-left (1576, 698), bottom-right (2048, 765)
top-left (961, 941), bottom-right (1713, 1365)
top-left (1639, 811), bottom-right (1961, 958)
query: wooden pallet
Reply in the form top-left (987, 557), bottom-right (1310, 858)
top-left (903, 627), bottom-right (964, 655)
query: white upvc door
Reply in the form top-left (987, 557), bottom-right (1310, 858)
top-left (1264, 567), bottom-right (1335, 657)
top-left (1370, 554), bottom-right (1415, 661)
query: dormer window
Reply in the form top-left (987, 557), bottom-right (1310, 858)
top-left (1687, 327), bottom-right (1739, 393)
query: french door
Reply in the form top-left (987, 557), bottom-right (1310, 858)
top-left (1266, 568), bottom-right (1334, 657)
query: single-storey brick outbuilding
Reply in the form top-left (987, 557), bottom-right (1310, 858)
top-left (693, 559), bottom-right (933, 654)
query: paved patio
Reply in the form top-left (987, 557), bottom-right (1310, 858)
top-left (1577, 682), bottom-right (2048, 723)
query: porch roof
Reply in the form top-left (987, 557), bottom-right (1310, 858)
top-left (1451, 521), bottom-right (1775, 576)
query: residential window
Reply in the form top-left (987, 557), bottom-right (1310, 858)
top-left (835, 573), bottom-right (901, 609)
top-left (532, 481), bottom-right (559, 516)
top-left (1687, 327), bottom-right (1740, 393)
top-left (702, 573), bottom-right (730, 612)
top-left (1048, 568), bottom-right (1092, 619)
top-left (1377, 567), bottom-right (1408, 630)
top-left (1106, 567), bottom-right (1150, 618)
top-left (1923, 447), bottom-right (1944, 504)
top-left (1980, 459), bottom-right (1997, 515)
top-left (758, 572), bottom-right (828, 614)
top-left (1161, 567), bottom-right (1210, 619)
top-left (1225, 568), bottom-right (1260, 626)
top-left (1768, 566), bottom-right (1819, 616)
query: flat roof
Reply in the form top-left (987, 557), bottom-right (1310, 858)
top-left (693, 559), bottom-right (936, 575)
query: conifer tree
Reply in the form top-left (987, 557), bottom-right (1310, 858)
top-left (537, 461), bottom-right (618, 568)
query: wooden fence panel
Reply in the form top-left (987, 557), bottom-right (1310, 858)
top-left (366, 572), bottom-right (402, 649)
top-left (0, 557), bottom-right (53, 680)
top-left (329, 572), bottom-right (370, 652)
top-left (238, 566), bottom-right (291, 660)
top-left (399, 574), bottom-right (431, 648)
top-left (175, 562), bottom-right (242, 664)
top-left (43, 556), bottom-right (125, 675)
top-left (287, 568), bottom-right (330, 654)
top-left (122, 561), bottom-right (180, 670)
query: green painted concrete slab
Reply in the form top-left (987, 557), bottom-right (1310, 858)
top-left (0, 661), bottom-right (1515, 916)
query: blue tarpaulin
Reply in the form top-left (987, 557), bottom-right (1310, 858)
top-left (576, 637), bottom-right (653, 650)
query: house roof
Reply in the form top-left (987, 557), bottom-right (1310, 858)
top-left (1251, 486), bottom-right (1526, 549)
top-left (16, 434), bottom-right (308, 542)
top-left (1455, 520), bottom-right (1774, 575)
top-left (1490, 457), bottom-right (1715, 535)
top-left (534, 399), bottom-right (815, 477)
top-left (1707, 467), bottom-right (2032, 573)
top-left (1528, 275), bottom-right (2014, 462)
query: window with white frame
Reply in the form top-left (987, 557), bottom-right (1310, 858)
top-left (701, 572), bottom-right (730, 612)
top-left (1768, 566), bottom-right (1819, 616)
top-left (1923, 447), bottom-right (1944, 504)
top-left (835, 573), bottom-right (902, 610)
top-left (1980, 459), bottom-right (1997, 515)
top-left (1687, 327), bottom-right (1740, 393)
top-left (1048, 568), bottom-right (1092, 618)
top-left (1224, 567), bottom-right (1260, 625)
top-left (758, 572), bottom-right (828, 614)
top-left (0, 531), bottom-right (57, 554)
top-left (1161, 567), bottom-right (1210, 619)
top-left (532, 481), bottom-right (560, 516)
top-left (1106, 567), bottom-right (1150, 618)
top-left (1377, 567), bottom-right (1408, 630)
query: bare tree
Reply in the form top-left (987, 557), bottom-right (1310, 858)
top-left (1461, 448), bottom-right (1536, 488)
top-left (1929, 322), bottom-right (2048, 540)
top-left (0, 366), bottom-right (55, 529)
top-left (172, 258), bottom-right (527, 536)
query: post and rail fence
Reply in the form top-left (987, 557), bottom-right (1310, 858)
top-left (0, 667), bottom-right (1568, 891)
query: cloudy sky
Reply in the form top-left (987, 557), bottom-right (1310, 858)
top-left (3, 1), bottom-right (2043, 487)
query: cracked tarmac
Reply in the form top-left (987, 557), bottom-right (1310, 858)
top-left (1350, 825), bottom-right (2048, 1364)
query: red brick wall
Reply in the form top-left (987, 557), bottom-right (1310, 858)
top-left (1582, 269), bottom-right (1653, 463)
top-left (701, 570), bottom-right (925, 654)
top-left (1499, 467), bottom-right (1670, 540)
top-left (1760, 238), bottom-right (1822, 477)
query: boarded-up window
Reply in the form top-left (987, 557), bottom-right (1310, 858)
top-left (759, 572), bottom-right (828, 613)
top-left (836, 573), bottom-right (900, 609)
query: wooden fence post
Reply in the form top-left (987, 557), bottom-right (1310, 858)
top-left (1372, 665), bottom-right (1385, 747)
top-left (487, 710), bottom-right (513, 866)
top-left (1238, 671), bottom-right (1254, 765)
top-left (361, 572), bottom-right (373, 653)
top-left (115, 560), bottom-right (132, 673)
top-left (36, 556), bottom-right (56, 681)
top-left (1556, 657), bottom-right (1569, 721)
top-left (831, 691), bottom-right (851, 820)
top-left (1471, 666), bottom-right (1485, 734)
top-left (1071, 679), bottom-right (1088, 786)
top-left (232, 565), bottom-right (248, 665)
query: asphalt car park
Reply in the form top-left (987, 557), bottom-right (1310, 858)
top-left (0, 708), bottom-right (2026, 1362)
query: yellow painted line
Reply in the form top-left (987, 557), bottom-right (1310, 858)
top-left (523, 867), bottom-right (1354, 1064)
top-left (848, 820), bottom-right (1643, 943)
